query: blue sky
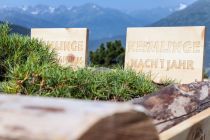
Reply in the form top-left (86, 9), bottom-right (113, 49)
top-left (0, 0), bottom-right (197, 10)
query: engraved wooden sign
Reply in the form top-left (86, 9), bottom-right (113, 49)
top-left (125, 27), bottom-right (206, 83)
top-left (31, 28), bottom-right (89, 69)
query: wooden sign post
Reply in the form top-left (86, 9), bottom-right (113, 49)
top-left (31, 28), bottom-right (89, 69)
top-left (125, 27), bottom-right (206, 83)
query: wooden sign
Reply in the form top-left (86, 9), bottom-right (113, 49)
top-left (125, 27), bottom-right (206, 83)
top-left (31, 28), bottom-right (89, 69)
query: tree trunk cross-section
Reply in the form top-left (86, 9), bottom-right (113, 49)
top-left (0, 94), bottom-right (159, 140)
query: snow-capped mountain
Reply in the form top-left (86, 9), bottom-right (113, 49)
top-left (0, 2), bottom-right (195, 51)
top-left (0, 3), bottom-right (173, 40)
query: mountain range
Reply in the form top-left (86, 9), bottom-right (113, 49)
top-left (152, 0), bottom-right (210, 38)
top-left (0, 3), bottom-right (173, 40)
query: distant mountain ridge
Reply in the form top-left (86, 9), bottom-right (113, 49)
top-left (152, 0), bottom-right (210, 38)
top-left (129, 7), bottom-right (173, 25)
top-left (0, 3), bottom-right (173, 41)
top-left (0, 3), bottom-right (175, 51)
top-left (0, 4), bottom-right (141, 40)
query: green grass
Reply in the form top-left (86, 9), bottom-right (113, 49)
top-left (0, 24), bottom-right (157, 101)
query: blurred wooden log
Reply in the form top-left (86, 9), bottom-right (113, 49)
top-left (159, 108), bottom-right (210, 140)
top-left (132, 81), bottom-right (210, 133)
top-left (0, 94), bottom-right (159, 140)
